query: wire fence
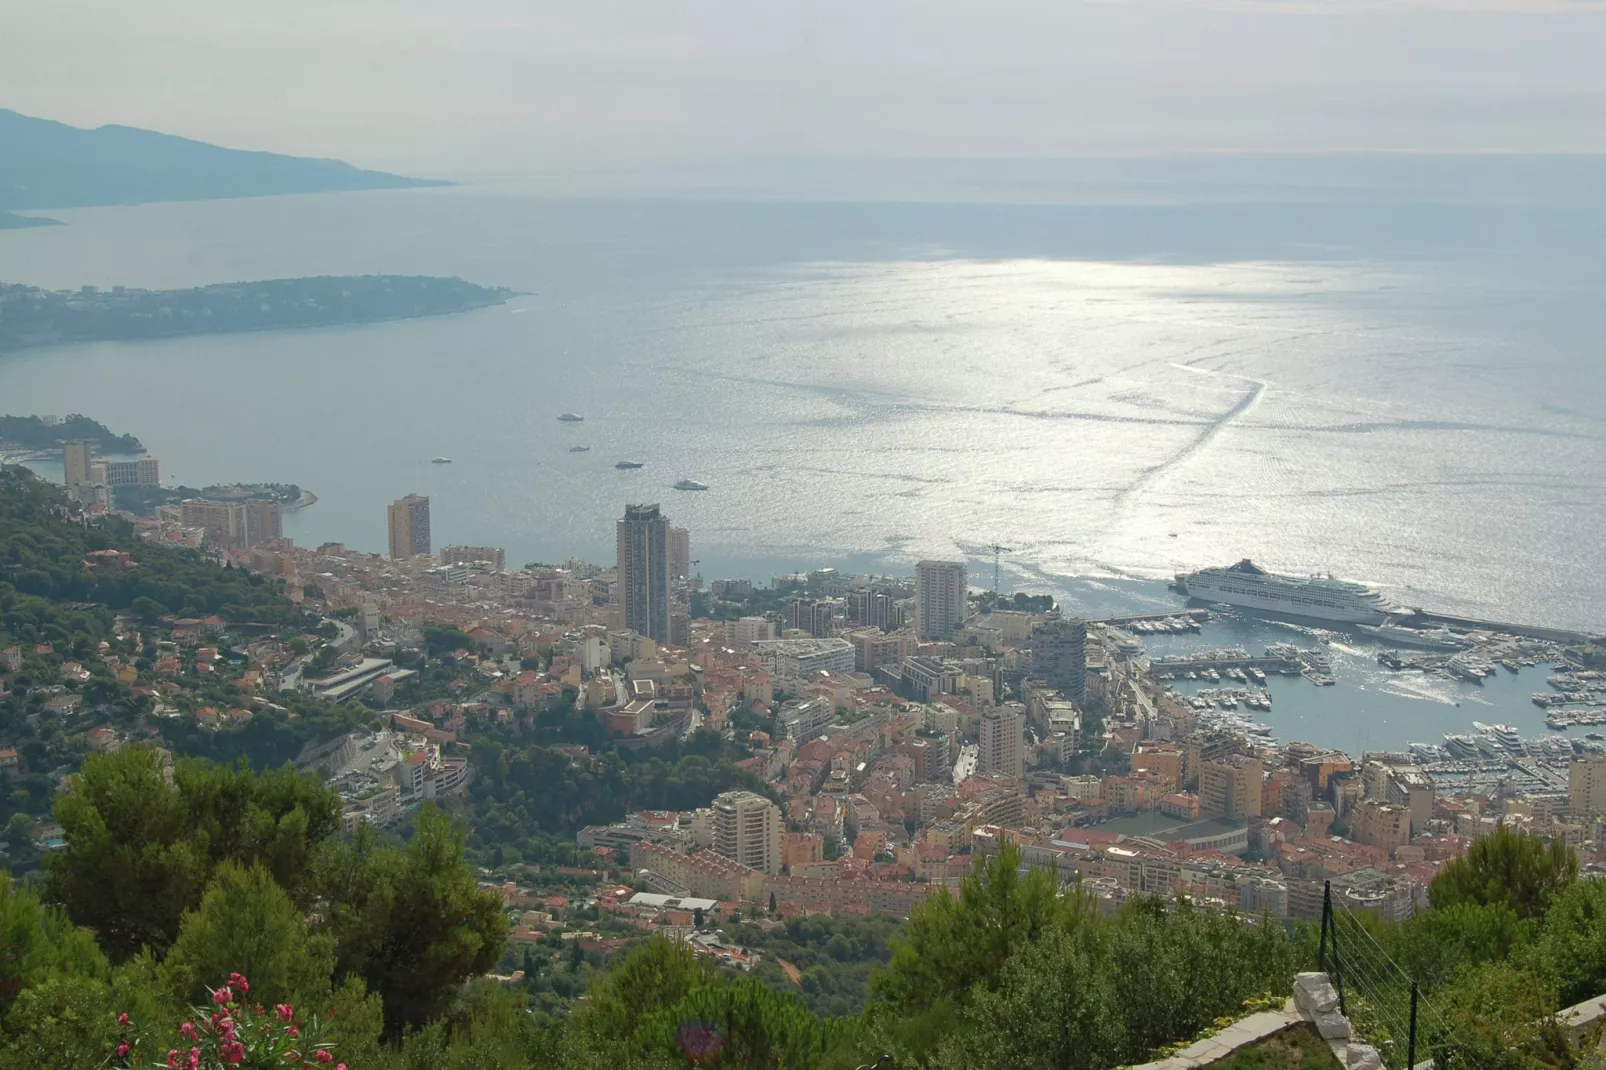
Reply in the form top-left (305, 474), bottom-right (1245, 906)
top-left (1319, 881), bottom-right (1455, 1069)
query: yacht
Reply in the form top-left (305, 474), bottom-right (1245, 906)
top-left (558, 413), bottom-right (585, 422)
top-left (615, 460), bottom-right (645, 470)
top-left (1175, 559), bottom-right (1393, 624)
top-left (569, 446), bottom-right (591, 453)
top-left (430, 457), bottom-right (452, 464)
top-left (672, 478), bottom-right (709, 491)
top-left (1443, 734), bottom-right (1479, 760)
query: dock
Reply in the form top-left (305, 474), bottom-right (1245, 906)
top-left (1150, 653), bottom-right (1304, 675)
top-left (1390, 609), bottom-right (1600, 646)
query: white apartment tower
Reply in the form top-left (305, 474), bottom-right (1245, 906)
top-left (914, 559), bottom-right (967, 640)
top-left (712, 790), bottom-right (782, 875)
top-left (978, 705), bottom-right (1024, 779)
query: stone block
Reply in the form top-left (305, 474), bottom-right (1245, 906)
top-left (1314, 1011), bottom-right (1352, 1041)
top-left (1346, 1043), bottom-right (1384, 1070)
top-left (1298, 982), bottom-right (1341, 1017)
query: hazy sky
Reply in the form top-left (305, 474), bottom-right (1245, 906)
top-left (3, 0), bottom-right (1604, 180)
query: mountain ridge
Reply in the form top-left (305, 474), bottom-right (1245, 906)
top-left (0, 108), bottom-right (449, 212)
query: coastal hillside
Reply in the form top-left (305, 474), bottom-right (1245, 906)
top-left (0, 108), bottom-right (446, 212)
top-left (0, 275), bottom-right (513, 350)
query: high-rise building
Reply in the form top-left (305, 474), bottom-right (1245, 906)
top-left (1031, 617), bottom-right (1087, 701)
top-left (62, 440), bottom-right (92, 492)
top-left (616, 503), bottom-right (672, 642)
top-left (786, 598), bottom-right (840, 638)
top-left (241, 499), bottom-right (282, 546)
top-left (1571, 754), bottom-right (1606, 817)
top-left (387, 494), bottom-right (431, 560)
top-left (978, 705), bottom-right (1024, 779)
top-left (848, 589), bottom-right (905, 631)
top-left (914, 560), bottom-right (967, 640)
top-left (712, 790), bottom-right (782, 874)
top-left (668, 527), bottom-right (691, 580)
top-left (1200, 755), bottom-right (1264, 820)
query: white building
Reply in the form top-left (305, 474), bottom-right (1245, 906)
top-left (914, 560), bottom-right (967, 640)
top-left (776, 697), bottom-right (834, 741)
top-left (712, 790), bottom-right (782, 875)
top-left (733, 616), bottom-right (776, 644)
top-left (1572, 754), bottom-right (1606, 817)
top-left (752, 637), bottom-right (855, 680)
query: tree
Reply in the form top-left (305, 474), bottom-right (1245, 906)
top-left (0, 876), bottom-right (109, 1017)
top-left (1429, 825), bottom-right (1578, 920)
top-left (570, 938), bottom-right (585, 973)
top-left (159, 861), bottom-right (336, 1007)
top-left (47, 747), bottom-right (339, 958)
top-left (321, 806), bottom-right (508, 1035)
top-left (769, 892), bottom-right (777, 916)
top-left (694, 907), bottom-right (705, 929)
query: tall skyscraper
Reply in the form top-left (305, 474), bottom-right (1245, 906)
top-left (1571, 754), bottom-right (1606, 817)
top-left (668, 526), bottom-right (691, 579)
top-left (62, 440), bottom-right (91, 492)
top-left (617, 503), bottom-right (672, 642)
top-left (914, 560), bottom-right (967, 640)
top-left (387, 494), bottom-right (431, 559)
top-left (712, 790), bottom-right (782, 874)
top-left (978, 705), bottom-right (1024, 779)
top-left (1032, 617), bottom-right (1088, 701)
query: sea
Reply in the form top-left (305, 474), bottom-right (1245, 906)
top-left (2, 161), bottom-right (1604, 753)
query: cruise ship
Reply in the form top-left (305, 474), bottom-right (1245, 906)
top-left (1174, 559), bottom-right (1393, 624)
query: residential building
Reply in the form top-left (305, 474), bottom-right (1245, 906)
top-left (1031, 617), bottom-right (1088, 701)
top-left (62, 440), bottom-right (92, 493)
top-left (732, 617), bottom-right (775, 644)
top-left (753, 638), bottom-right (855, 680)
top-left (914, 560), bottom-right (967, 640)
top-left (849, 630), bottom-right (915, 674)
top-left (1353, 799), bottom-right (1411, 852)
top-left (387, 494), bottom-right (431, 559)
top-left (1571, 754), bottom-right (1606, 817)
top-left (902, 656), bottom-right (958, 702)
top-left (440, 545), bottom-right (506, 570)
top-left (668, 527), bottom-right (691, 580)
top-left (847, 589), bottom-right (905, 631)
top-left (616, 504), bottom-right (672, 643)
top-left (786, 598), bottom-right (840, 638)
top-left (712, 790), bottom-right (783, 875)
top-left (1199, 755), bottom-right (1263, 820)
top-left (978, 705), bottom-right (1024, 779)
top-left (776, 697), bottom-right (834, 741)
top-left (93, 456), bottom-right (161, 487)
top-left (241, 499), bottom-right (282, 546)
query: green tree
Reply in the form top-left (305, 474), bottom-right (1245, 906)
top-left (159, 861), bottom-right (336, 1007)
top-left (321, 806), bottom-right (508, 1035)
top-left (0, 876), bottom-right (109, 1017)
top-left (1530, 876), bottom-right (1606, 1008)
top-left (47, 747), bottom-right (339, 958)
top-left (1429, 826), bottom-right (1578, 920)
top-left (642, 976), bottom-right (844, 1070)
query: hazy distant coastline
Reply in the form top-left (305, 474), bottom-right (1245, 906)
top-left (0, 211), bottom-right (62, 230)
top-left (0, 108), bottom-right (447, 217)
top-left (0, 275), bottom-right (515, 352)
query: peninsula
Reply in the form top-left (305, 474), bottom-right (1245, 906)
top-left (0, 108), bottom-right (447, 213)
top-left (0, 275), bottom-right (516, 351)
top-left (0, 414), bottom-right (143, 453)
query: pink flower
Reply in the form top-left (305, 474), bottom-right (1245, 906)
top-left (336, 1065), bottom-right (347, 1070)
top-left (228, 972), bottom-right (250, 995)
top-left (117, 1013), bottom-right (131, 1028)
top-left (213, 987), bottom-right (233, 1004)
top-left (221, 1040), bottom-right (244, 1065)
top-left (166, 1051), bottom-right (180, 1070)
top-left (315, 1050), bottom-right (334, 1063)
top-left (275, 1003), bottom-right (295, 1022)
top-left (117, 1042), bottom-right (130, 1057)
top-left (285, 1025), bottom-right (300, 1038)
top-left (186, 1048), bottom-right (200, 1070)
top-left (180, 1022), bottom-right (197, 1041)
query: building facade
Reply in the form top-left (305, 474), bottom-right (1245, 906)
top-left (62, 440), bottom-right (92, 493)
top-left (712, 790), bottom-right (783, 875)
top-left (914, 560), bottom-right (967, 640)
top-left (668, 526), bottom-right (691, 580)
top-left (1199, 755), bottom-right (1263, 820)
top-left (1031, 617), bottom-right (1088, 701)
top-left (978, 705), bottom-right (1024, 779)
top-left (387, 494), bottom-right (432, 559)
top-left (616, 504), bottom-right (673, 643)
top-left (1572, 754), bottom-right (1606, 817)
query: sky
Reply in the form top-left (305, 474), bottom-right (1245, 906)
top-left (2, 0), bottom-right (1604, 183)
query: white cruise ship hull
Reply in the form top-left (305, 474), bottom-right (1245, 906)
top-left (1178, 573), bottom-right (1387, 624)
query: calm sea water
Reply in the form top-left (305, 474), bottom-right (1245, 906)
top-left (2, 181), bottom-right (1604, 749)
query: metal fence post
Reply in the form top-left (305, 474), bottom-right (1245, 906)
top-left (1408, 981), bottom-right (1419, 1068)
top-left (1319, 880), bottom-right (1331, 974)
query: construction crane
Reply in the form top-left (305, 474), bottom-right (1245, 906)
top-left (957, 541), bottom-right (1015, 597)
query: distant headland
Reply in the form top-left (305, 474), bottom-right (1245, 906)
top-left (0, 108), bottom-right (448, 216)
top-left (0, 275), bottom-right (516, 351)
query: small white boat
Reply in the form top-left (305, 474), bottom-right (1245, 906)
top-left (673, 478), bottom-right (709, 491)
top-left (558, 412), bottom-right (585, 422)
top-left (431, 457), bottom-right (452, 464)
